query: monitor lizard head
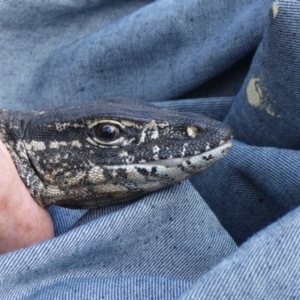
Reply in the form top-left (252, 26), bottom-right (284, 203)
top-left (0, 98), bottom-right (233, 208)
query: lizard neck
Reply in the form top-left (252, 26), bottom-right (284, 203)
top-left (0, 109), bottom-right (44, 205)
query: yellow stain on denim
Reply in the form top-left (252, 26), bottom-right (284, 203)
top-left (272, 1), bottom-right (279, 18)
top-left (247, 77), bottom-right (279, 117)
top-left (247, 78), bottom-right (262, 107)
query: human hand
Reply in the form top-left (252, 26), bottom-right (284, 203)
top-left (0, 140), bottom-right (54, 254)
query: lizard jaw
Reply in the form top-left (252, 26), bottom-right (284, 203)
top-left (142, 140), bottom-right (232, 168)
top-left (43, 140), bottom-right (232, 208)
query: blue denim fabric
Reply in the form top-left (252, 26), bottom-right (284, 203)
top-left (1, 0), bottom-right (300, 299)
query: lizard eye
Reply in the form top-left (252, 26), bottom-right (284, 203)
top-left (88, 121), bottom-right (125, 147)
top-left (94, 124), bottom-right (120, 141)
top-left (87, 120), bottom-right (126, 147)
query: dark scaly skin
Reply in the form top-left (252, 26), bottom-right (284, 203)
top-left (0, 98), bottom-right (233, 209)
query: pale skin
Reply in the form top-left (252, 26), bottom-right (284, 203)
top-left (0, 140), bottom-right (54, 254)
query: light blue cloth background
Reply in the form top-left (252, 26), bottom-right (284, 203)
top-left (1, 0), bottom-right (300, 299)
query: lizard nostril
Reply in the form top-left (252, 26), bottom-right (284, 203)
top-left (186, 126), bottom-right (202, 138)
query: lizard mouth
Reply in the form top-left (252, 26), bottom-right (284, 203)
top-left (142, 140), bottom-right (232, 168)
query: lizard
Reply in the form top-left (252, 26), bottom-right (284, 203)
top-left (0, 98), bottom-right (233, 209)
